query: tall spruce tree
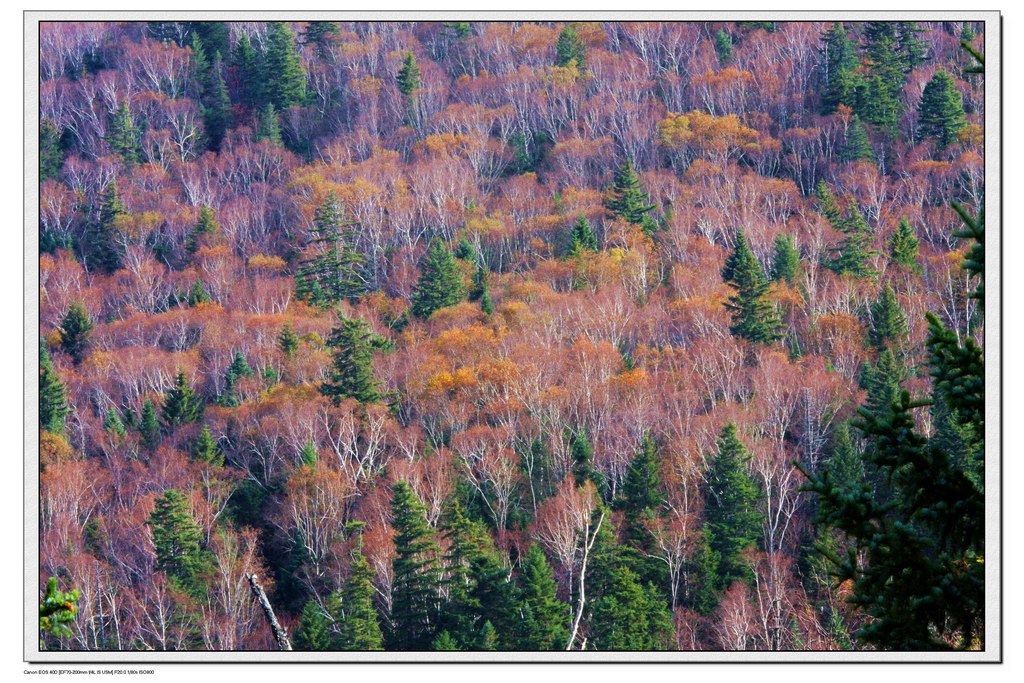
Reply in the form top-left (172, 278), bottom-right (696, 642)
top-left (162, 370), bottom-right (204, 426)
top-left (468, 262), bottom-right (493, 316)
top-left (439, 500), bottom-right (518, 649)
top-left (278, 322), bottom-right (299, 359)
top-left (567, 214), bottom-right (598, 256)
top-left (410, 238), bottom-right (465, 319)
top-left (702, 423), bottom-right (763, 593)
top-left (107, 100), bottom-right (142, 165)
top-left (388, 481), bottom-right (443, 650)
top-left (139, 399), bottom-right (161, 450)
top-left (588, 566), bottom-right (673, 651)
top-left (187, 206), bottom-right (220, 254)
top-left (94, 182), bottom-right (127, 273)
top-left (200, 54), bottom-right (232, 151)
top-left (713, 29), bottom-right (734, 65)
top-left (397, 52), bottom-right (421, 127)
top-left (889, 216), bottom-right (921, 269)
top-left (827, 197), bottom-right (878, 278)
top-left (263, 22), bottom-right (307, 110)
top-left (337, 535), bottom-right (384, 650)
top-left (868, 284), bottom-right (909, 351)
top-left (555, 23), bottom-right (587, 69)
top-left (255, 103), bottom-right (283, 146)
top-left (218, 351), bottom-right (253, 407)
top-left (40, 118), bottom-right (65, 182)
top-left (619, 435), bottom-right (663, 553)
top-left (917, 69), bottom-right (967, 148)
top-left (515, 544), bottom-right (569, 650)
top-left (860, 25), bottom-right (908, 131)
top-left (320, 316), bottom-right (390, 405)
top-left (232, 33), bottom-right (263, 108)
top-left (604, 159), bottom-right (658, 235)
top-left (303, 21), bottom-right (340, 54)
top-left (294, 600), bottom-right (332, 651)
top-left (192, 424), bottom-right (223, 467)
top-left (103, 407), bottom-right (126, 437)
top-left (147, 489), bottom-right (206, 593)
top-left (39, 344), bottom-right (69, 435)
top-left (819, 22), bottom-right (863, 115)
top-left (721, 230), bottom-right (784, 344)
top-left (842, 115), bottom-right (875, 162)
top-left (770, 233), bottom-right (802, 284)
top-left (862, 347), bottom-right (908, 421)
top-left (295, 192), bottom-right (366, 306)
top-left (59, 301), bottom-right (93, 365)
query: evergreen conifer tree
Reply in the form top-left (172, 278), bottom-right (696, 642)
top-left (278, 322), bottom-right (300, 359)
top-left (388, 481), bottom-right (443, 650)
top-left (337, 534), bottom-right (384, 650)
top-left (861, 26), bottom-right (907, 131)
top-left (232, 33), bottom-right (263, 108)
top-left (107, 101), bottom-right (142, 165)
top-left (868, 284), bottom-right (909, 350)
top-left (397, 52), bottom-right (421, 127)
top-left (103, 407), bottom-right (126, 437)
top-left (842, 115), bottom-right (875, 162)
top-left (162, 370), bottom-right (204, 426)
top-left (722, 230), bottom-right (784, 344)
top-left (39, 344), bottom-right (69, 435)
top-left (570, 428), bottom-right (606, 497)
top-left (294, 600), bottom-right (332, 651)
top-left (410, 238), bottom-right (465, 319)
top-left (619, 435), bottom-right (663, 553)
top-left (255, 103), bottom-right (283, 146)
top-left (303, 22), bottom-right (340, 54)
top-left (476, 621), bottom-right (498, 650)
top-left (567, 214), bottom-right (598, 256)
top-left (147, 489), bottom-right (206, 592)
top-left (432, 631), bottom-right (458, 650)
top-left (192, 424), bottom-right (223, 467)
top-left (94, 182), bottom-right (127, 273)
top-left (200, 54), bottom-right (232, 151)
top-left (40, 119), bottom-right (65, 182)
top-left (827, 197), bottom-right (879, 278)
top-left (299, 439), bottom-right (318, 468)
top-left (862, 347), bottom-right (908, 421)
top-left (515, 544), bottom-right (569, 650)
top-left (218, 351), bottom-right (253, 407)
top-left (713, 29), bottom-right (734, 65)
top-left (819, 22), bottom-right (864, 115)
top-left (770, 233), bottom-right (802, 284)
top-left (295, 193), bottom-right (367, 306)
top-left (588, 566), bottom-right (673, 650)
top-left (320, 316), bottom-right (390, 405)
top-left (917, 69), bottom-right (967, 148)
top-left (702, 423), bottom-right (763, 592)
top-left (604, 159), bottom-right (657, 235)
top-left (139, 399), bottom-right (161, 450)
top-left (889, 216), bottom-right (921, 270)
top-left (187, 280), bottom-right (211, 307)
top-left (823, 422), bottom-right (865, 501)
top-left (188, 206), bottom-right (220, 254)
top-left (59, 301), bottom-right (93, 365)
top-left (555, 23), bottom-right (587, 69)
top-left (263, 22), bottom-right (307, 110)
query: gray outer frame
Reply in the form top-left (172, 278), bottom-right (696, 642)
top-left (24, 10), bottom-right (1002, 663)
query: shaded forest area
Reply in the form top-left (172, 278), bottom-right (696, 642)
top-left (37, 20), bottom-right (985, 652)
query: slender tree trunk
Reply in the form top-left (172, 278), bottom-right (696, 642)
top-left (246, 573), bottom-right (293, 651)
top-left (566, 511), bottom-right (604, 651)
